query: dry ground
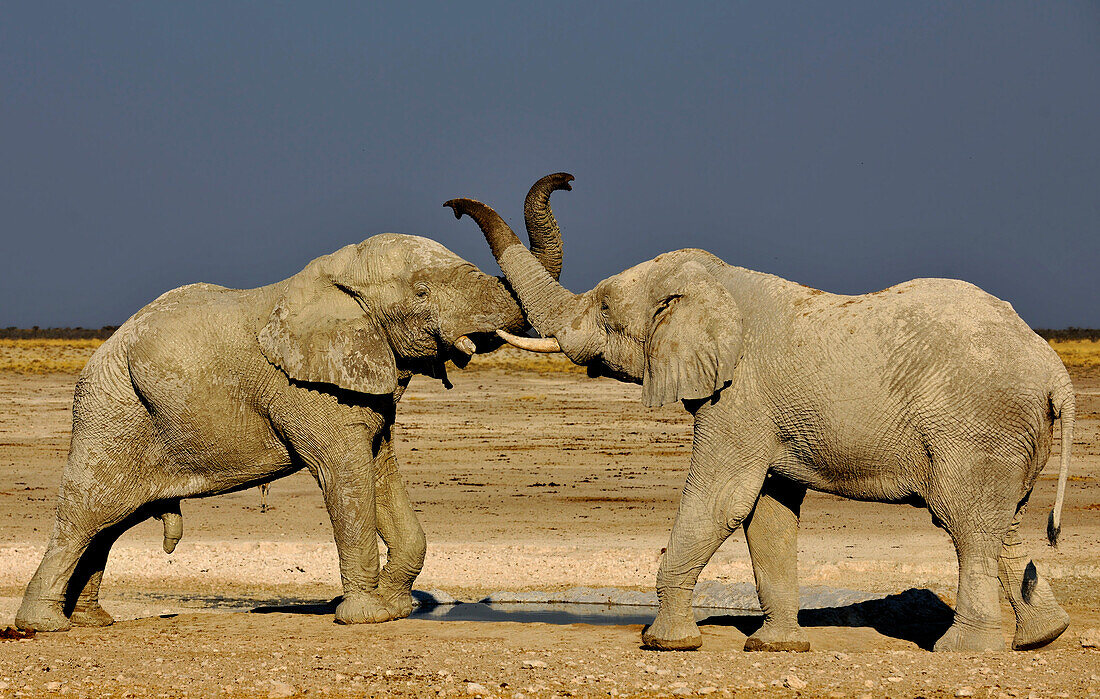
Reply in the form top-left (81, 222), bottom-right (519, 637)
top-left (0, 344), bottom-right (1098, 697)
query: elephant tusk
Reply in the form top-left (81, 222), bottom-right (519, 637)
top-left (495, 329), bottom-right (562, 353)
top-left (454, 335), bottom-right (477, 356)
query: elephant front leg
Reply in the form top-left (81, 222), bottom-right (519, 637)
top-left (373, 437), bottom-right (426, 620)
top-left (308, 452), bottom-right (401, 625)
top-left (643, 468), bottom-right (766, 650)
top-left (743, 476), bottom-right (809, 652)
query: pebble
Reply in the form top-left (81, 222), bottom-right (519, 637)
top-left (268, 681), bottom-right (296, 698)
top-left (698, 688), bottom-right (718, 695)
top-left (466, 682), bottom-right (488, 696)
top-left (45, 682), bottom-right (61, 691)
top-left (783, 674), bottom-right (807, 690)
top-left (955, 687), bottom-right (975, 697)
top-left (522, 660), bottom-right (547, 669)
top-left (1080, 628), bottom-right (1100, 649)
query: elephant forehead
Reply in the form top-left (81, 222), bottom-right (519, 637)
top-left (358, 234), bottom-right (463, 267)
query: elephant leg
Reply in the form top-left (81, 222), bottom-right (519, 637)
top-left (743, 475), bottom-right (809, 652)
top-left (290, 425), bottom-right (403, 624)
top-left (66, 519), bottom-right (132, 627)
top-left (373, 435), bottom-right (426, 620)
top-left (17, 476), bottom-right (145, 631)
top-left (642, 436), bottom-right (768, 651)
top-left (999, 504), bottom-right (1069, 650)
top-left (930, 473), bottom-right (1014, 652)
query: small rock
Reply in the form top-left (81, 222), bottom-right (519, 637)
top-left (645, 665), bottom-right (658, 674)
top-left (268, 681), bottom-right (296, 698)
top-left (886, 676), bottom-right (903, 683)
top-left (466, 682), bottom-right (488, 696)
top-left (45, 682), bottom-right (61, 691)
top-left (698, 688), bottom-right (718, 695)
top-left (671, 688), bottom-right (692, 696)
top-left (783, 674), bottom-right (807, 690)
top-left (955, 687), bottom-right (975, 697)
top-left (1080, 628), bottom-right (1100, 648)
top-left (521, 660), bottom-right (547, 669)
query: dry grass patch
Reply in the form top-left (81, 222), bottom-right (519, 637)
top-left (1049, 339), bottom-right (1100, 373)
top-left (0, 338), bottom-right (104, 374)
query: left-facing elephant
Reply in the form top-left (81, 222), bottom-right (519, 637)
top-left (16, 215), bottom-right (563, 631)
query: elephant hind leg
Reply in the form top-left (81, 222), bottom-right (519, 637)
top-left (928, 460), bottom-right (1018, 652)
top-left (67, 508), bottom-right (154, 627)
top-left (999, 504), bottom-right (1069, 650)
top-left (17, 460), bottom-right (151, 631)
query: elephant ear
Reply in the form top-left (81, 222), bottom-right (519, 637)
top-left (258, 252), bottom-right (397, 395)
top-left (641, 262), bottom-right (743, 408)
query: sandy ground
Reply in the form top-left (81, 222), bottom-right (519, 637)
top-left (0, 356), bottom-right (1098, 697)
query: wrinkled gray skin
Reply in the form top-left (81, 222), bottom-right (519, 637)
top-left (16, 219), bottom-right (563, 632)
top-left (448, 175), bottom-right (1076, 653)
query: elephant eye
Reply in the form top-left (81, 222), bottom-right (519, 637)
top-left (414, 283), bottom-right (430, 299)
top-left (654, 294), bottom-right (681, 317)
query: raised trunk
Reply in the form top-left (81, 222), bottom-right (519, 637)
top-left (523, 173), bottom-right (573, 281)
top-left (444, 198), bottom-right (580, 338)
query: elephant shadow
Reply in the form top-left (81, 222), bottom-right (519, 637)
top-left (249, 588), bottom-right (954, 650)
top-left (249, 590), bottom-right (448, 617)
top-left (698, 588), bottom-right (954, 651)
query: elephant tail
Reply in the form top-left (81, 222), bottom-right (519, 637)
top-left (1047, 378), bottom-right (1075, 547)
top-left (160, 501), bottom-right (183, 554)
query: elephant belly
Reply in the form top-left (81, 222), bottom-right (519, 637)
top-left (770, 408), bottom-right (930, 503)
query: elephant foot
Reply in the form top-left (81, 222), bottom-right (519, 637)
top-left (1012, 607), bottom-right (1069, 650)
top-left (15, 599), bottom-right (71, 632)
top-left (933, 623), bottom-right (1003, 652)
top-left (334, 591), bottom-right (406, 625)
top-left (744, 622), bottom-right (810, 652)
top-left (641, 612), bottom-right (702, 651)
top-left (376, 587), bottom-right (414, 620)
top-left (70, 603), bottom-right (115, 627)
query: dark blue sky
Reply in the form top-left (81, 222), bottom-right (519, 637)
top-left (2, 2), bottom-right (1097, 327)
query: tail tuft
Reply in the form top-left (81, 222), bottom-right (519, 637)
top-left (1046, 510), bottom-right (1060, 548)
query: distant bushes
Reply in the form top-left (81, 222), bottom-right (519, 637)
top-left (0, 326), bottom-right (119, 340)
top-left (1034, 328), bottom-right (1100, 342)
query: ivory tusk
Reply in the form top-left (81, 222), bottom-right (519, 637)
top-left (454, 335), bottom-right (477, 356)
top-left (495, 329), bottom-right (562, 353)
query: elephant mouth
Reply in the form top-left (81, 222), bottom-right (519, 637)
top-left (439, 330), bottom-right (498, 369)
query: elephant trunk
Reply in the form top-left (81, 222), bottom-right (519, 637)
top-left (444, 198), bottom-right (580, 340)
top-left (523, 173), bottom-right (573, 281)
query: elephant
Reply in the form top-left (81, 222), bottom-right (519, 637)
top-left (445, 174), bottom-right (1075, 653)
top-left (15, 184), bottom-right (566, 632)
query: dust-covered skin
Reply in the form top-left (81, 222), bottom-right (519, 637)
top-left (15, 219), bottom-right (565, 633)
top-left (450, 174), bottom-right (1076, 654)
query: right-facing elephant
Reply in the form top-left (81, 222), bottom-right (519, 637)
top-left (446, 175), bottom-right (1075, 653)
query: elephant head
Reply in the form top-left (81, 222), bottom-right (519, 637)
top-left (259, 192), bottom-right (565, 394)
top-left (446, 175), bottom-right (742, 407)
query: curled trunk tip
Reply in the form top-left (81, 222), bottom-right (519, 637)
top-left (523, 173), bottom-right (573, 281)
top-left (444, 198), bottom-right (523, 261)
